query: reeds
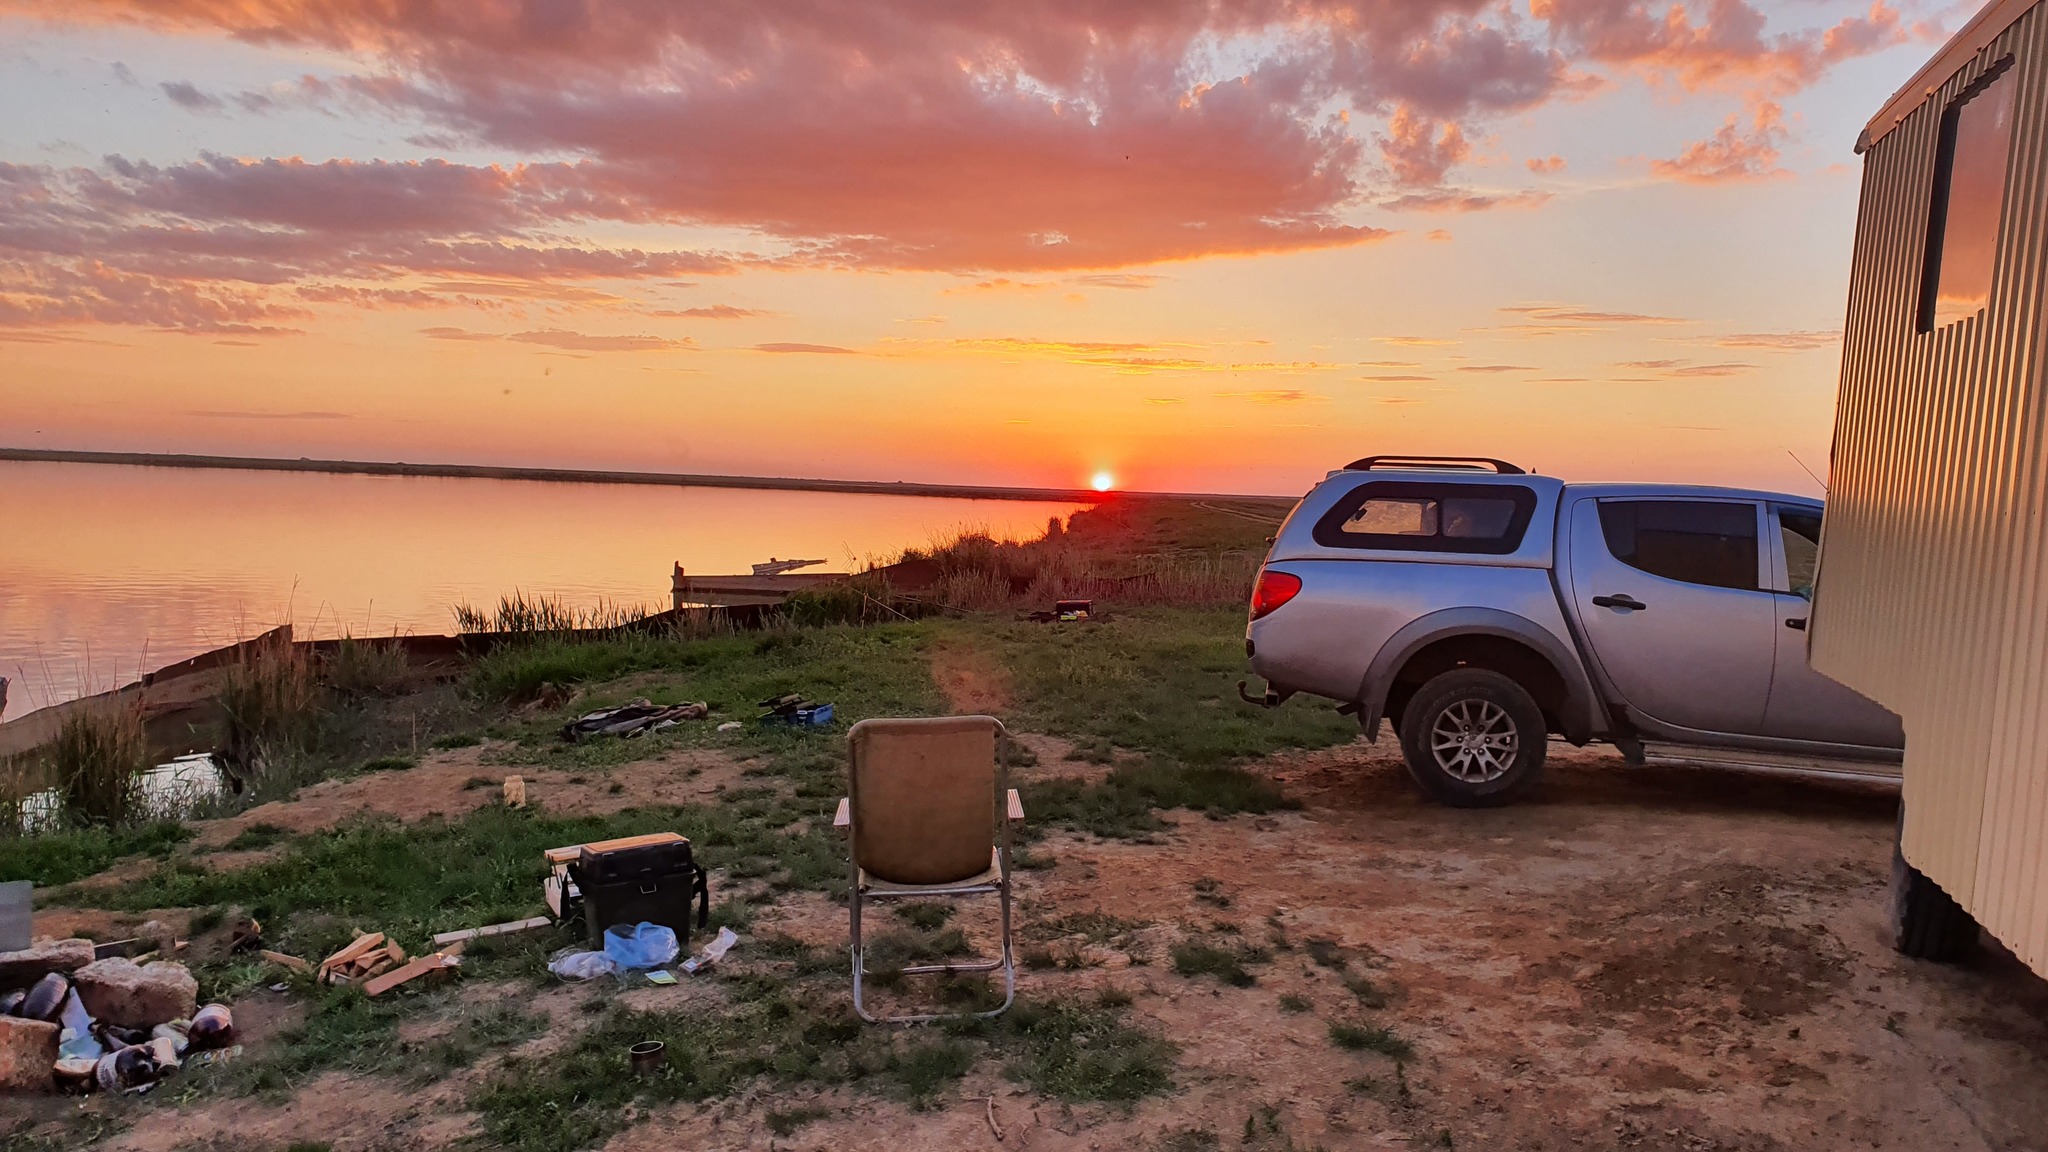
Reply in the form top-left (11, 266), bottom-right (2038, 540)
top-left (320, 635), bottom-right (412, 698)
top-left (217, 641), bottom-right (318, 786)
top-left (898, 529), bottom-right (1261, 613)
top-left (50, 700), bottom-right (149, 827)
top-left (453, 593), bottom-right (656, 636)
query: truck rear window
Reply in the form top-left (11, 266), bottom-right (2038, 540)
top-left (1312, 481), bottom-right (1536, 554)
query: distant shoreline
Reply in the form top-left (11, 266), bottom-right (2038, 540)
top-left (0, 447), bottom-right (1289, 505)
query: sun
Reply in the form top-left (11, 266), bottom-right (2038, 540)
top-left (1091, 471), bottom-right (1116, 492)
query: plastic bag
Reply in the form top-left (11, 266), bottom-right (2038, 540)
top-left (547, 949), bottom-right (618, 981)
top-left (603, 922), bottom-right (680, 970)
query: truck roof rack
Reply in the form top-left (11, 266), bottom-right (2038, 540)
top-left (1343, 455), bottom-right (1527, 475)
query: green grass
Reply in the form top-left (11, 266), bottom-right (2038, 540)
top-left (893, 902), bottom-right (955, 930)
top-left (1327, 1020), bottom-right (1414, 1060)
top-left (997, 999), bottom-right (1177, 1103)
top-left (962, 608), bottom-right (1358, 769)
top-left (0, 820), bottom-right (191, 885)
top-left (65, 797), bottom-right (842, 958)
top-left (221, 822), bottom-right (290, 851)
top-left (1278, 993), bottom-right (1312, 1014)
top-left (1170, 940), bottom-right (1269, 987)
top-left (765, 1104), bottom-right (835, 1136)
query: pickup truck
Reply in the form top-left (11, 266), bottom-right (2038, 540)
top-left (1242, 456), bottom-right (1904, 806)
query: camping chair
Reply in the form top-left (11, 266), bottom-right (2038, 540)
top-left (835, 715), bottom-right (1023, 1024)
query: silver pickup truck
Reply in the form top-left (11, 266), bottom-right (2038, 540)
top-left (1243, 456), bottom-right (1903, 806)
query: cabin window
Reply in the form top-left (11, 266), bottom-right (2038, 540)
top-left (1312, 481), bottom-right (1536, 554)
top-left (1598, 500), bottom-right (1760, 592)
top-left (1920, 62), bottom-right (2017, 331)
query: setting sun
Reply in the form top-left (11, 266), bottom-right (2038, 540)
top-left (1091, 471), bottom-right (1116, 492)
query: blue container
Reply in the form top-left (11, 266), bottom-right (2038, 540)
top-left (794, 703), bottom-right (834, 726)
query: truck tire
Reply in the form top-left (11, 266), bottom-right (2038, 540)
top-left (1889, 836), bottom-right (1978, 961)
top-left (1397, 669), bottom-right (1547, 807)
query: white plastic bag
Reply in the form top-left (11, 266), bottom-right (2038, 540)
top-left (547, 949), bottom-right (618, 981)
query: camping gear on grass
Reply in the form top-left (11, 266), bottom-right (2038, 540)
top-left (560, 699), bottom-right (709, 742)
top-left (839, 715), bottom-right (1023, 1024)
top-left (758, 694), bottom-right (834, 726)
top-left (569, 838), bottom-right (709, 950)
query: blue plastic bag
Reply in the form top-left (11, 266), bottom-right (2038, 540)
top-left (603, 922), bottom-right (680, 970)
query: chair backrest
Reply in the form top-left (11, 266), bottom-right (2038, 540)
top-left (848, 715), bottom-right (1001, 885)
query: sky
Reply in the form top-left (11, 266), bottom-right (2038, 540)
top-left (0, 0), bottom-right (1977, 497)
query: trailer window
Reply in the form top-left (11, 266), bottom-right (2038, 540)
top-left (1920, 63), bottom-right (2017, 331)
top-left (1313, 481), bottom-right (1536, 554)
top-left (1599, 500), bottom-right (1759, 591)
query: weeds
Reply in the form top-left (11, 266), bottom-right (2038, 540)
top-left (1171, 940), bottom-right (1269, 987)
top-left (49, 701), bottom-right (149, 826)
top-left (319, 636), bottom-right (411, 698)
top-left (0, 820), bottom-right (189, 884)
top-left (217, 642), bottom-right (319, 787)
top-left (453, 593), bottom-right (655, 636)
top-left (1278, 993), bottom-right (1312, 1013)
top-left (1327, 1020), bottom-right (1413, 1060)
top-left (765, 1105), bottom-right (835, 1136)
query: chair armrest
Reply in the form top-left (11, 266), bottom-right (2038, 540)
top-left (834, 797), bottom-right (851, 830)
top-left (1006, 788), bottom-right (1024, 822)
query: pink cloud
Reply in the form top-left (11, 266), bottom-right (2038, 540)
top-left (648, 304), bottom-right (771, 319)
top-left (753, 342), bottom-right (857, 354)
top-left (1652, 99), bottom-right (1789, 183)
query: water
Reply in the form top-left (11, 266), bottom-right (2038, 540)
top-left (0, 460), bottom-right (1081, 721)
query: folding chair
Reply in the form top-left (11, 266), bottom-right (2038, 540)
top-left (835, 715), bottom-right (1023, 1024)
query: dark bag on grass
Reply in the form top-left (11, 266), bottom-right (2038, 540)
top-left (570, 839), bottom-right (710, 948)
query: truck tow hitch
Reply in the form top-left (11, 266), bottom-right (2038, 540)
top-left (1237, 679), bottom-right (1294, 708)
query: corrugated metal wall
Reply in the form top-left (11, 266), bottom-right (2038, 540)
top-left (1813, 2), bottom-right (2048, 973)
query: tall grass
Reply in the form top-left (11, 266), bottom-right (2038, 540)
top-left (893, 530), bottom-right (1262, 614)
top-left (218, 641), bottom-right (319, 788)
top-left (50, 701), bottom-right (150, 827)
top-left (453, 593), bottom-right (656, 636)
top-left (320, 635), bottom-right (411, 698)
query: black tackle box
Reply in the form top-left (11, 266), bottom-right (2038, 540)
top-left (568, 838), bottom-right (710, 948)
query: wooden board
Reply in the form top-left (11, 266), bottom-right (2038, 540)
top-left (543, 832), bottom-right (684, 867)
top-left (362, 953), bottom-right (458, 997)
top-left (319, 932), bottom-right (385, 975)
top-left (261, 950), bottom-right (312, 973)
top-left (431, 916), bottom-right (552, 947)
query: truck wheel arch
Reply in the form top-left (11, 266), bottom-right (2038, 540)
top-left (1359, 609), bottom-right (1604, 743)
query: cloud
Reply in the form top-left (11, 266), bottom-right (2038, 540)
top-left (1360, 374), bottom-right (1437, 382)
top-left (186, 408), bottom-right (351, 420)
top-left (508, 329), bottom-right (693, 352)
top-left (1424, 229), bottom-right (1454, 242)
top-left (1457, 364), bottom-right (1538, 373)
top-left (1713, 329), bottom-right (1840, 350)
top-left (160, 81), bottom-right (222, 111)
top-left (0, 157), bottom-right (736, 332)
top-left (1652, 99), bottom-right (1790, 183)
top-left (1488, 304), bottom-right (1686, 335)
top-left (943, 278), bottom-right (1055, 295)
top-left (753, 342), bottom-right (856, 354)
top-left (1217, 389), bottom-right (1321, 404)
top-left (1375, 335), bottom-right (1457, 347)
top-left (421, 325), bottom-right (694, 351)
top-left (1072, 273), bottom-right (1162, 290)
top-left (648, 304), bottom-right (771, 320)
top-left (1526, 155), bottom-right (1567, 174)
top-left (1617, 357), bottom-right (1755, 378)
top-left (1533, 0), bottom-right (1908, 93)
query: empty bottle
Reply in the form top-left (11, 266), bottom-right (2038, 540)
top-left (19, 973), bottom-right (69, 1022)
top-left (0, 989), bottom-right (23, 1016)
top-left (188, 1004), bottom-right (234, 1050)
top-left (94, 1045), bottom-right (162, 1091)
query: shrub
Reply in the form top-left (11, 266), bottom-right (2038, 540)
top-left (320, 636), bottom-right (411, 698)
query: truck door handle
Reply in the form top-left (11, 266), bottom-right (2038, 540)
top-left (1786, 618), bottom-right (1807, 631)
top-left (1591, 594), bottom-right (1647, 611)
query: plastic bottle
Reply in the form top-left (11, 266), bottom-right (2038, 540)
top-left (0, 989), bottom-right (24, 1016)
top-left (188, 1004), bottom-right (234, 1050)
top-left (93, 1045), bottom-right (162, 1091)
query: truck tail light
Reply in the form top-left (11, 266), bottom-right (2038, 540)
top-left (1249, 569), bottom-right (1302, 621)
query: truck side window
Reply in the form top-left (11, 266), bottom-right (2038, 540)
top-left (1312, 482), bottom-right (1536, 554)
top-left (1598, 500), bottom-right (1758, 591)
top-left (1778, 510), bottom-right (1822, 600)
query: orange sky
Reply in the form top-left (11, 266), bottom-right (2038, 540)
top-left (0, 0), bottom-right (1975, 496)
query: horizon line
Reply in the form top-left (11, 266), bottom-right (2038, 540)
top-left (0, 447), bottom-right (1293, 504)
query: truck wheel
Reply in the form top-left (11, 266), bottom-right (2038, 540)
top-left (1889, 837), bottom-right (1978, 960)
top-left (1397, 669), bottom-right (1546, 807)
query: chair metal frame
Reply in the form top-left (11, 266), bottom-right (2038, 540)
top-left (836, 717), bottom-right (1021, 1025)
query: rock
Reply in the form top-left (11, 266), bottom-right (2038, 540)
top-left (72, 958), bottom-right (198, 1029)
top-left (0, 1016), bottom-right (58, 1094)
top-left (0, 938), bottom-right (95, 990)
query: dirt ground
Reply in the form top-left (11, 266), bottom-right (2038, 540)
top-left (39, 736), bottom-right (2048, 1152)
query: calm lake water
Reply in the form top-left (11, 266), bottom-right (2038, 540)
top-left (0, 460), bottom-right (1081, 721)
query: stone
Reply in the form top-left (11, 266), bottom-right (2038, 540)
top-left (72, 958), bottom-right (198, 1029)
top-left (0, 1016), bottom-right (58, 1094)
top-left (0, 938), bottom-right (95, 990)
